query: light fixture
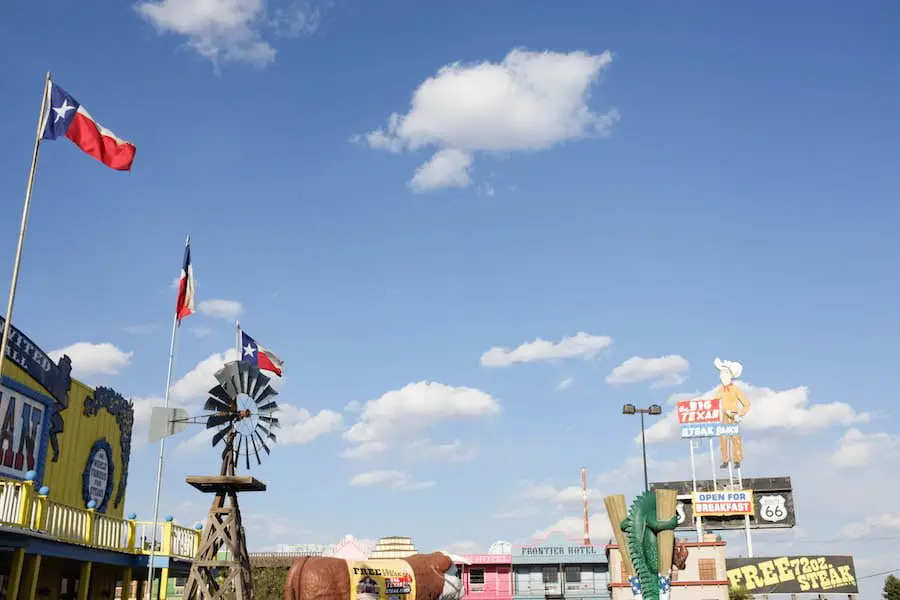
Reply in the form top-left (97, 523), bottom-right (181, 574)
top-left (622, 404), bottom-right (636, 415)
top-left (648, 404), bottom-right (663, 416)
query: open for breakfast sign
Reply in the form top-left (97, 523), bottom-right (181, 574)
top-left (677, 398), bottom-right (739, 439)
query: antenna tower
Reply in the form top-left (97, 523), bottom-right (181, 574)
top-left (582, 466), bottom-right (591, 545)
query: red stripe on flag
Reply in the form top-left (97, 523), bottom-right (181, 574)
top-left (257, 351), bottom-right (282, 376)
top-left (65, 111), bottom-right (136, 171)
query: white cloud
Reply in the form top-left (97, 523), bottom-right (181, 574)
top-left (556, 378), bottom-right (574, 391)
top-left (340, 441), bottom-right (387, 460)
top-left (606, 355), bottom-right (689, 388)
top-left (349, 470), bottom-right (435, 491)
top-left (408, 148), bottom-right (473, 193)
top-left (641, 382), bottom-right (870, 444)
top-left (520, 481), bottom-right (602, 507)
top-left (198, 299), bottom-right (244, 320)
top-left (343, 381), bottom-right (500, 450)
top-left (405, 439), bottom-right (478, 463)
top-left (134, 0), bottom-right (321, 68)
top-left (480, 332), bottom-right (612, 367)
top-left (278, 405), bottom-right (343, 444)
top-left (49, 342), bottom-right (133, 379)
top-left (831, 428), bottom-right (900, 468)
top-left (356, 48), bottom-right (619, 191)
top-left (343, 400), bottom-right (362, 413)
top-left (535, 514), bottom-right (613, 543)
top-left (840, 513), bottom-right (900, 539)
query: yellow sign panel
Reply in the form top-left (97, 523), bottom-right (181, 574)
top-left (347, 559), bottom-right (416, 600)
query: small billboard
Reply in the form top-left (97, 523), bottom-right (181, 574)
top-left (650, 476), bottom-right (796, 530)
top-left (726, 555), bottom-right (858, 595)
top-left (677, 397), bottom-right (740, 438)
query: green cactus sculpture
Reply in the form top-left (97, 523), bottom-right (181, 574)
top-left (620, 490), bottom-right (679, 600)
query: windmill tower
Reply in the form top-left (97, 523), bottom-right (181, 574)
top-left (182, 360), bottom-right (280, 600)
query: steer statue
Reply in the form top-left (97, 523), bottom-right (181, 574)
top-left (285, 551), bottom-right (471, 600)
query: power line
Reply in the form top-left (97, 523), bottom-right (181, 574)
top-left (859, 567), bottom-right (900, 580)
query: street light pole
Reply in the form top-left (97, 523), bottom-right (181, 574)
top-left (640, 412), bottom-right (648, 492)
top-left (622, 403), bottom-right (663, 493)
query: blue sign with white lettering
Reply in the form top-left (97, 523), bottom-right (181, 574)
top-left (680, 423), bottom-right (740, 439)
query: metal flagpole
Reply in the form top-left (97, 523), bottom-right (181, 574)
top-left (144, 310), bottom-right (182, 599)
top-left (236, 320), bottom-right (242, 359)
top-left (0, 72), bottom-right (51, 382)
top-left (709, 438), bottom-right (718, 491)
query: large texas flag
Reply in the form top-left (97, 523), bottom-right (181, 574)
top-left (241, 331), bottom-right (284, 376)
top-left (41, 82), bottom-right (136, 171)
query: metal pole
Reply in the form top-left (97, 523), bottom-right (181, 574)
top-left (736, 465), bottom-right (753, 557)
top-left (0, 72), bottom-right (51, 382)
top-left (145, 312), bottom-right (181, 599)
top-left (689, 440), bottom-right (702, 542)
top-left (709, 438), bottom-right (718, 491)
top-left (236, 320), bottom-right (242, 359)
top-left (640, 412), bottom-right (649, 492)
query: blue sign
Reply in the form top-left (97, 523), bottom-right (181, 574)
top-left (82, 438), bottom-right (114, 513)
top-left (680, 423), bottom-right (739, 439)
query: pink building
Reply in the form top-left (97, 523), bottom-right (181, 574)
top-left (461, 554), bottom-right (513, 600)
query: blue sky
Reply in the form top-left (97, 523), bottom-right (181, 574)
top-left (1, 0), bottom-right (899, 596)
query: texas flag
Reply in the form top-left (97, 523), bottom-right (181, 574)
top-left (241, 331), bottom-right (284, 376)
top-left (41, 82), bottom-right (136, 171)
top-left (175, 239), bottom-right (195, 323)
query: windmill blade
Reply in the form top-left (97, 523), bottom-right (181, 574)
top-left (243, 435), bottom-right (251, 470)
top-left (254, 430), bottom-right (271, 455)
top-left (214, 361), bottom-right (239, 391)
top-left (249, 369), bottom-right (271, 400)
top-left (203, 396), bottom-right (230, 412)
top-left (256, 422), bottom-right (277, 443)
top-left (206, 413), bottom-right (235, 429)
top-left (250, 434), bottom-right (262, 465)
top-left (239, 363), bottom-right (251, 396)
top-left (208, 385), bottom-right (233, 407)
top-left (212, 424), bottom-right (234, 448)
top-left (258, 415), bottom-right (280, 428)
top-left (253, 386), bottom-right (278, 407)
top-left (257, 401), bottom-right (278, 413)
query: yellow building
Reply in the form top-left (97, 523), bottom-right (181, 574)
top-left (0, 319), bottom-right (199, 599)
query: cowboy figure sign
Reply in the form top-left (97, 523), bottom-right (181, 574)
top-left (713, 358), bottom-right (751, 468)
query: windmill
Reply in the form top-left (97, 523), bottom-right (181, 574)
top-left (178, 359), bottom-right (281, 600)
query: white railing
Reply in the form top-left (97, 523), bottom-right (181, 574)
top-left (170, 525), bottom-right (199, 558)
top-left (0, 481), bottom-right (24, 525)
top-left (93, 513), bottom-right (128, 550)
top-left (44, 502), bottom-right (89, 543)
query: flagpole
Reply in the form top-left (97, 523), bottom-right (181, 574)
top-left (145, 236), bottom-right (189, 600)
top-left (235, 320), bottom-right (242, 360)
top-left (0, 71), bottom-right (51, 382)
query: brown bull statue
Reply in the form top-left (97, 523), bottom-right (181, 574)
top-left (285, 551), bottom-right (470, 600)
